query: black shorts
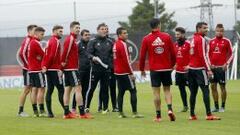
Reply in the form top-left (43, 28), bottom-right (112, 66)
top-left (29, 72), bottom-right (46, 88)
top-left (210, 67), bottom-right (226, 85)
top-left (22, 69), bottom-right (31, 86)
top-left (46, 71), bottom-right (63, 86)
top-left (64, 70), bottom-right (81, 87)
top-left (188, 69), bottom-right (209, 86)
top-left (116, 74), bottom-right (135, 90)
top-left (175, 72), bottom-right (189, 86)
top-left (150, 71), bottom-right (172, 87)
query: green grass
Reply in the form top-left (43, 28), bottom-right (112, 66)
top-left (0, 80), bottom-right (239, 135)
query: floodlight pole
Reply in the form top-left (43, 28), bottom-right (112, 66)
top-left (74, 1), bottom-right (77, 21)
top-left (154, 0), bottom-right (159, 18)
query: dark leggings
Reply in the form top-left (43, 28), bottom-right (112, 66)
top-left (189, 84), bottom-right (211, 116)
top-left (45, 72), bottom-right (64, 114)
top-left (85, 71), bottom-right (109, 110)
top-left (117, 86), bottom-right (137, 113)
top-left (99, 72), bottom-right (117, 110)
top-left (178, 84), bottom-right (188, 107)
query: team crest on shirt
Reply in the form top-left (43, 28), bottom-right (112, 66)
top-left (152, 37), bottom-right (165, 46)
top-left (214, 46), bottom-right (220, 53)
top-left (97, 43), bottom-right (100, 46)
top-left (177, 50), bottom-right (183, 57)
top-left (154, 47), bottom-right (164, 54)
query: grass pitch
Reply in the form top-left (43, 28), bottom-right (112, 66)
top-left (0, 81), bottom-right (239, 135)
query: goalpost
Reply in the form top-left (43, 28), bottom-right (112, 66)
top-left (230, 31), bottom-right (239, 80)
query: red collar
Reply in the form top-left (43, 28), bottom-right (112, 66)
top-left (216, 36), bottom-right (223, 40)
top-left (70, 32), bottom-right (77, 38)
top-left (27, 35), bottom-right (33, 39)
top-left (32, 36), bottom-right (40, 41)
top-left (52, 34), bottom-right (60, 39)
top-left (118, 37), bottom-right (125, 42)
top-left (152, 30), bottom-right (160, 34)
top-left (194, 32), bottom-right (204, 37)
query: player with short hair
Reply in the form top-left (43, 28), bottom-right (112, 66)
top-left (113, 27), bottom-right (143, 118)
top-left (139, 18), bottom-right (176, 122)
top-left (28, 26), bottom-right (47, 117)
top-left (174, 27), bottom-right (190, 112)
top-left (41, 25), bottom-right (65, 118)
top-left (188, 22), bottom-right (220, 120)
top-left (16, 24), bottom-right (37, 117)
top-left (61, 21), bottom-right (92, 119)
top-left (208, 24), bottom-right (233, 113)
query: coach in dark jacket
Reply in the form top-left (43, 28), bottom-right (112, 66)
top-left (85, 23), bottom-right (113, 113)
top-left (72, 29), bottom-right (91, 112)
top-left (98, 25), bottom-right (118, 112)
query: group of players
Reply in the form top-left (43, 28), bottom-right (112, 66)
top-left (140, 19), bottom-right (232, 122)
top-left (16, 18), bottom-right (232, 122)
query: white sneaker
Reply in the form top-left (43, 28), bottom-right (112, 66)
top-left (102, 109), bottom-right (109, 115)
top-left (132, 113), bottom-right (144, 118)
top-left (39, 112), bottom-right (48, 117)
top-left (118, 113), bottom-right (127, 118)
top-left (219, 107), bottom-right (225, 113)
top-left (17, 112), bottom-right (29, 117)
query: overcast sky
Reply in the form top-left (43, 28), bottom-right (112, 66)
top-left (0, 0), bottom-right (238, 37)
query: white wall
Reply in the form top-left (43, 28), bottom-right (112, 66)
top-left (0, 71), bottom-right (177, 89)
